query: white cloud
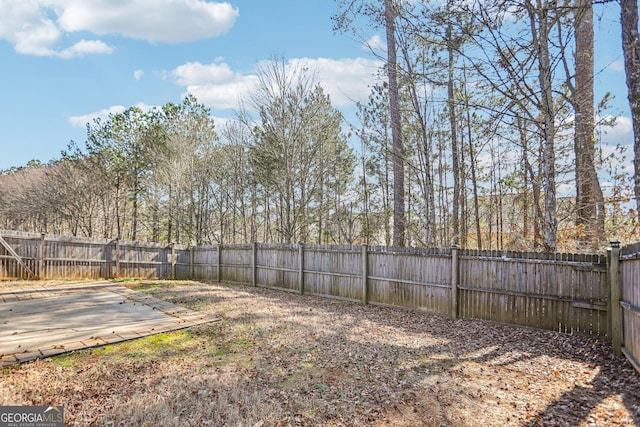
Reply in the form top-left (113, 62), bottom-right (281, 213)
top-left (597, 115), bottom-right (633, 146)
top-left (173, 61), bottom-right (237, 86)
top-left (607, 60), bottom-right (624, 72)
top-left (289, 57), bottom-right (384, 106)
top-left (0, 0), bottom-right (238, 58)
top-left (59, 40), bottom-right (114, 58)
top-left (134, 70), bottom-right (144, 81)
top-left (171, 60), bottom-right (259, 109)
top-left (212, 116), bottom-right (234, 131)
top-left (361, 34), bottom-right (386, 54)
top-left (595, 116), bottom-right (635, 199)
top-left (183, 79), bottom-right (260, 110)
top-left (69, 103), bottom-right (155, 127)
top-left (57, 0), bottom-right (239, 42)
top-left (169, 57), bottom-right (384, 110)
top-left (0, 1), bottom-right (62, 57)
top-left (69, 106), bottom-right (126, 128)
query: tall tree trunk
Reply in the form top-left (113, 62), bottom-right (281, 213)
top-left (167, 183), bottom-right (173, 243)
top-left (385, 0), bottom-right (406, 247)
top-left (574, 0), bottom-right (604, 251)
top-left (447, 15), bottom-right (461, 247)
top-left (399, 42), bottom-right (435, 247)
top-left (517, 116), bottom-right (539, 248)
top-left (621, 0), bottom-right (640, 216)
top-left (459, 119), bottom-right (468, 249)
top-left (529, 0), bottom-right (557, 251)
top-left (115, 175), bottom-right (122, 239)
top-left (252, 185), bottom-right (258, 243)
top-left (384, 144), bottom-right (392, 246)
top-left (132, 188), bottom-right (138, 241)
top-left (462, 71), bottom-right (482, 250)
top-left (359, 127), bottom-right (372, 243)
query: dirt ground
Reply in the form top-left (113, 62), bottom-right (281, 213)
top-left (1, 280), bottom-right (639, 426)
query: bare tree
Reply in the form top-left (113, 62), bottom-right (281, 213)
top-left (355, 85), bottom-right (394, 246)
top-left (384, 0), bottom-right (406, 247)
top-left (247, 58), bottom-right (354, 244)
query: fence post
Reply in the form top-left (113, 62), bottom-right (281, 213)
top-left (608, 240), bottom-right (622, 357)
top-left (170, 243), bottom-right (176, 280)
top-left (114, 238), bottom-right (120, 279)
top-left (39, 232), bottom-right (46, 279)
top-left (217, 244), bottom-right (222, 282)
top-left (190, 246), bottom-right (195, 280)
top-left (451, 244), bottom-right (459, 319)
top-left (607, 248), bottom-right (612, 339)
top-left (252, 242), bottom-right (258, 287)
top-left (362, 244), bottom-right (369, 304)
top-left (298, 242), bottom-right (304, 294)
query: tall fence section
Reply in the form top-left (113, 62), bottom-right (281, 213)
top-left (619, 242), bottom-right (640, 372)
top-left (0, 229), bottom-right (637, 372)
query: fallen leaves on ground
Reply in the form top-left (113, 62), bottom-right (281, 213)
top-left (1, 280), bottom-right (639, 426)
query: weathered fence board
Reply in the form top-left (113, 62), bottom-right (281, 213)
top-left (220, 244), bottom-right (252, 284)
top-left (0, 233), bottom-right (39, 279)
top-left (192, 246), bottom-right (219, 280)
top-left (621, 242), bottom-right (640, 373)
top-left (304, 245), bottom-right (362, 301)
top-left (255, 244), bottom-right (299, 291)
top-left (174, 247), bottom-right (192, 279)
top-left (368, 248), bottom-right (450, 314)
top-left (0, 231), bottom-right (181, 280)
top-left (458, 251), bottom-right (607, 335)
top-left (44, 238), bottom-right (111, 279)
top-left (117, 242), bottom-right (171, 279)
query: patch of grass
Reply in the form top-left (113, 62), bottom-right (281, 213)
top-left (110, 277), bottom-right (137, 283)
top-left (51, 319), bottom-right (261, 371)
top-left (279, 361), bottom-right (327, 393)
top-left (1, 365), bottom-right (22, 375)
top-left (124, 351), bottom-right (147, 359)
top-left (51, 353), bottom-right (79, 368)
top-left (126, 282), bottom-right (162, 294)
top-left (314, 383), bottom-right (328, 393)
top-left (52, 330), bottom-right (202, 368)
top-left (110, 330), bottom-right (199, 357)
top-left (299, 361), bottom-right (316, 370)
top-left (126, 281), bottom-right (207, 309)
top-left (193, 321), bottom-right (260, 367)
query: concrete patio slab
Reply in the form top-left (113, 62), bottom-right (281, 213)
top-left (0, 281), bottom-right (218, 367)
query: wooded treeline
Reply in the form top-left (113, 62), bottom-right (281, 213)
top-left (1, 0), bottom-right (639, 252)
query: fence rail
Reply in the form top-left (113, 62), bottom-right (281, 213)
top-left (1, 229), bottom-right (638, 371)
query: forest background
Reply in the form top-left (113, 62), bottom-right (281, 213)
top-left (1, 0), bottom-right (639, 254)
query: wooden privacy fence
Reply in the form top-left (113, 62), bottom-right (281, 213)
top-left (1, 229), bottom-right (638, 371)
top-left (619, 242), bottom-right (640, 373)
top-left (0, 230), bottom-right (191, 280)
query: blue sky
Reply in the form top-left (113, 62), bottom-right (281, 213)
top-left (0, 0), bottom-right (633, 172)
